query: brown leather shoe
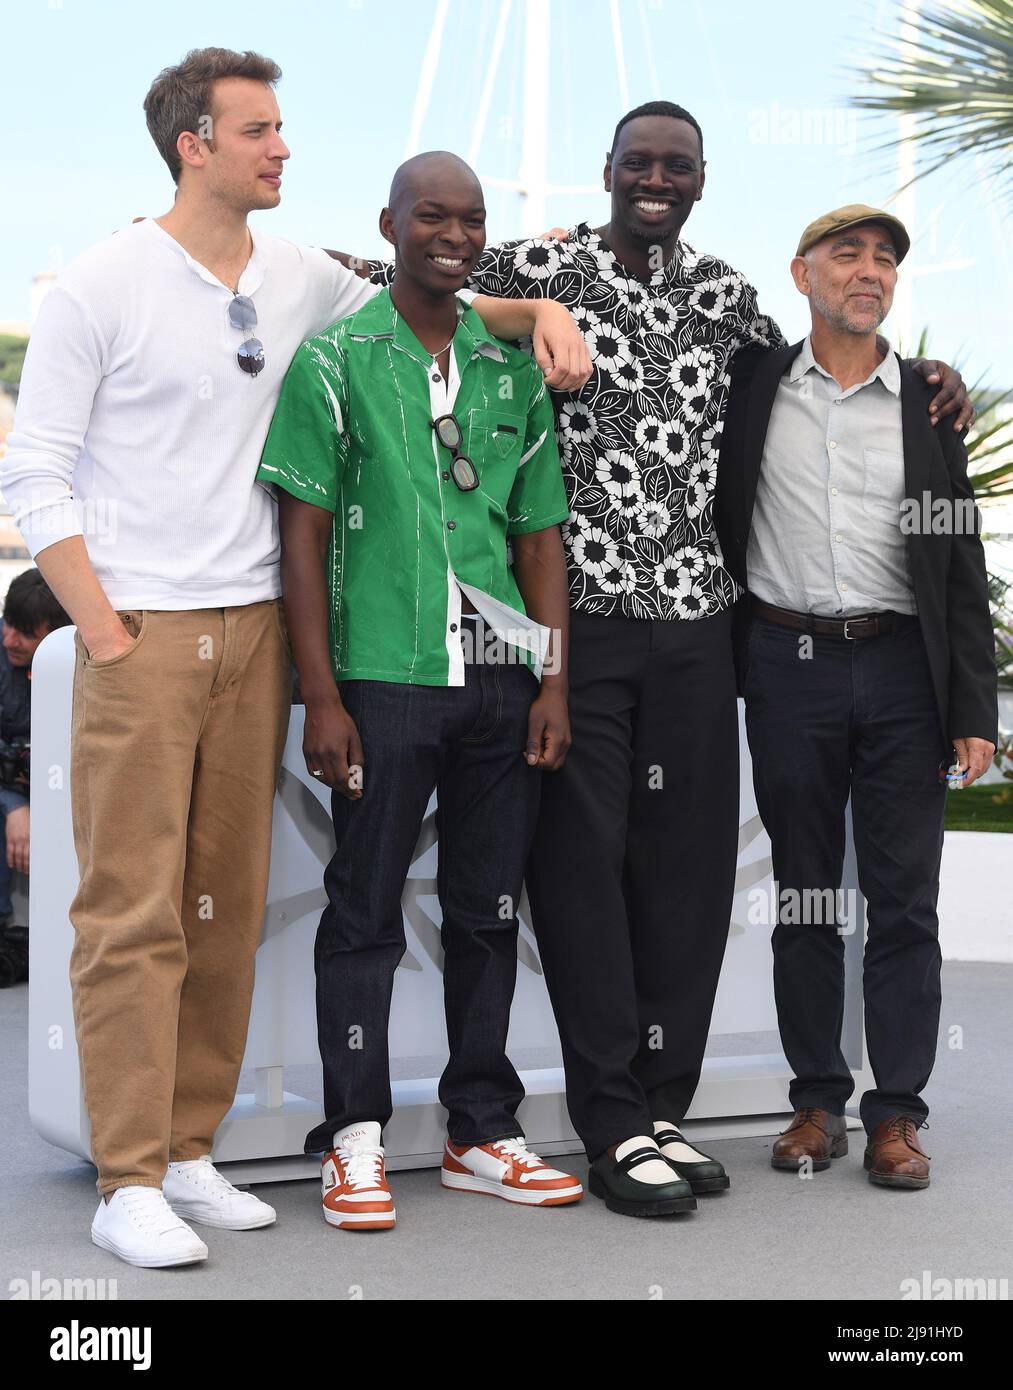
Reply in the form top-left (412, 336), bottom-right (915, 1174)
top-left (771, 1108), bottom-right (848, 1171)
top-left (864, 1116), bottom-right (930, 1189)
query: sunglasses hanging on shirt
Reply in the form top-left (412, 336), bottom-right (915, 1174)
top-left (229, 293), bottom-right (265, 376)
top-left (431, 413), bottom-right (480, 491)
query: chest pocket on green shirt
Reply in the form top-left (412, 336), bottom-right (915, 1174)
top-left (466, 408), bottom-right (526, 509)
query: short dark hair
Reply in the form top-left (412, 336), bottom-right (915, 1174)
top-left (143, 47), bottom-right (282, 184)
top-left (3, 568), bottom-right (71, 638)
top-left (611, 101), bottom-right (704, 164)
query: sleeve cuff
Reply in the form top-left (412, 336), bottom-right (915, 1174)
top-left (15, 499), bottom-right (84, 558)
top-left (254, 469), bottom-right (335, 514)
top-left (507, 507), bottom-right (570, 536)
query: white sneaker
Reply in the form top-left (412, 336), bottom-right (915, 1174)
top-left (163, 1155), bottom-right (277, 1230)
top-left (91, 1186), bottom-right (209, 1268)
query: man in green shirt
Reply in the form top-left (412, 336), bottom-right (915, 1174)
top-left (256, 151), bottom-right (592, 1229)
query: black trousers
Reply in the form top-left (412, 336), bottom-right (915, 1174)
top-left (304, 633), bottom-right (541, 1154)
top-left (742, 616), bottom-right (947, 1134)
top-left (525, 608), bottom-right (740, 1160)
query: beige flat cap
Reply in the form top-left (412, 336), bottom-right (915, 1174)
top-left (797, 204), bottom-right (910, 263)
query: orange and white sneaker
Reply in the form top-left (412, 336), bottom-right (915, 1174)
top-left (321, 1121), bottom-right (396, 1231)
top-left (441, 1136), bottom-right (583, 1206)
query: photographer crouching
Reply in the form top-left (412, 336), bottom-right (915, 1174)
top-left (0, 569), bottom-right (71, 986)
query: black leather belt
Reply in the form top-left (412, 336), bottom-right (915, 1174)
top-left (750, 597), bottom-right (918, 641)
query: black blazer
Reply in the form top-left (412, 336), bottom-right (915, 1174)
top-left (715, 342), bottom-right (998, 746)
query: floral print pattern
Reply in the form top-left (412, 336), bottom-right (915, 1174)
top-left (370, 223), bottom-right (783, 619)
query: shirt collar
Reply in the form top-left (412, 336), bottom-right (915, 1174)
top-left (453, 301), bottom-right (507, 365)
top-left (142, 217), bottom-right (266, 297)
top-left (347, 287), bottom-right (505, 367)
top-left (239, 233), bottom-right (266, 298)
top-left (790, 334), bottom-right (901, 396)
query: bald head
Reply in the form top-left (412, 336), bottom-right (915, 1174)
top-left (388, 151), bottom-right (482, 215)
top-left (379, 150), bottom-right (487, 293)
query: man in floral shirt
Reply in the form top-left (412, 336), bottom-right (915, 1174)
top-left (512, 228), bottom-right (772, 618)
top-left (345, 101), bottom-right (970, 1217)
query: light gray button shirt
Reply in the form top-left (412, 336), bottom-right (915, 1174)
top-left (746, 336), bottom-right (916, 616)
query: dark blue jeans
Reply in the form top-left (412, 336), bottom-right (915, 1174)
top-left (304, 631), bottom-right (542, 1152)
top-left (743, 616), bottom-right (947, 1134)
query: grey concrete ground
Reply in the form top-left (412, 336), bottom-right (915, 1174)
top-left (2, 962), bottom-right (1011, 1301)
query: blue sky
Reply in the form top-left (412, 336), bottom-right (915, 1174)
top-left (4, 0), bottom-right (1011, 391)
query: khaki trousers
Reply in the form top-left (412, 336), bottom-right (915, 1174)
top-left (68, 600), bottom-right (291, 1194)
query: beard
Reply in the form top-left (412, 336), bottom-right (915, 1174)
top-left (622, 208), bottom-right (684, 248)
top-left (810, 284), bottom-right (887, 336)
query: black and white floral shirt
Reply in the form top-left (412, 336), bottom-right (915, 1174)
top-left (370, 223), bottom-right (784, 621)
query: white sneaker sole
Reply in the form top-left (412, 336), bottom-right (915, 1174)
top-left (163, 1202), bottom-right (277, 1231)
top-left (91, 1227), bottom-right (208, 1268)
top-left (323, 1204), bottom-right (396, 1230)
top-left (441, 1170), bottom-right (583, 1205)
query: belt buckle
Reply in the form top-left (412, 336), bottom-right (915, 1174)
top-left (843, 616), bottom-right (870, 640)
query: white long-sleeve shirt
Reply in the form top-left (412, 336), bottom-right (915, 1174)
top-left (1, 217), bottom-right (379, 608)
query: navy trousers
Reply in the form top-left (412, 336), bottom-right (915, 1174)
top-left (305, 628), bottom-right (541, 1153)
top-left (525, 608), bottom-right (740, 1159)
top-left (743, 616), bottom-right (947, 1134)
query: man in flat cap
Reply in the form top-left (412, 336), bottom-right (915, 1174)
top-left (716, 205), bottom-right (997, 1189)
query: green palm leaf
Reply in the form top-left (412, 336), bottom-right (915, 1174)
top-left (853, 0), bottom-right (1013, 204)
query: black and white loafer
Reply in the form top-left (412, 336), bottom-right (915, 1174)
top-left (588, 1141), bottom-right (697, 1218)
top-left (654, 1125), bottom-right (731, 1194)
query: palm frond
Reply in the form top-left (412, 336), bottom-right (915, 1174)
top-left (851, 0), bottom-right (1013, 204)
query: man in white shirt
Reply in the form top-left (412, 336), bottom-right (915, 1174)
top-left (1, 45), bottom-right (588, 1269)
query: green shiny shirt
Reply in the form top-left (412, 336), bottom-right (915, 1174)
top-left (256, 288), bottom-right (569, 686)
